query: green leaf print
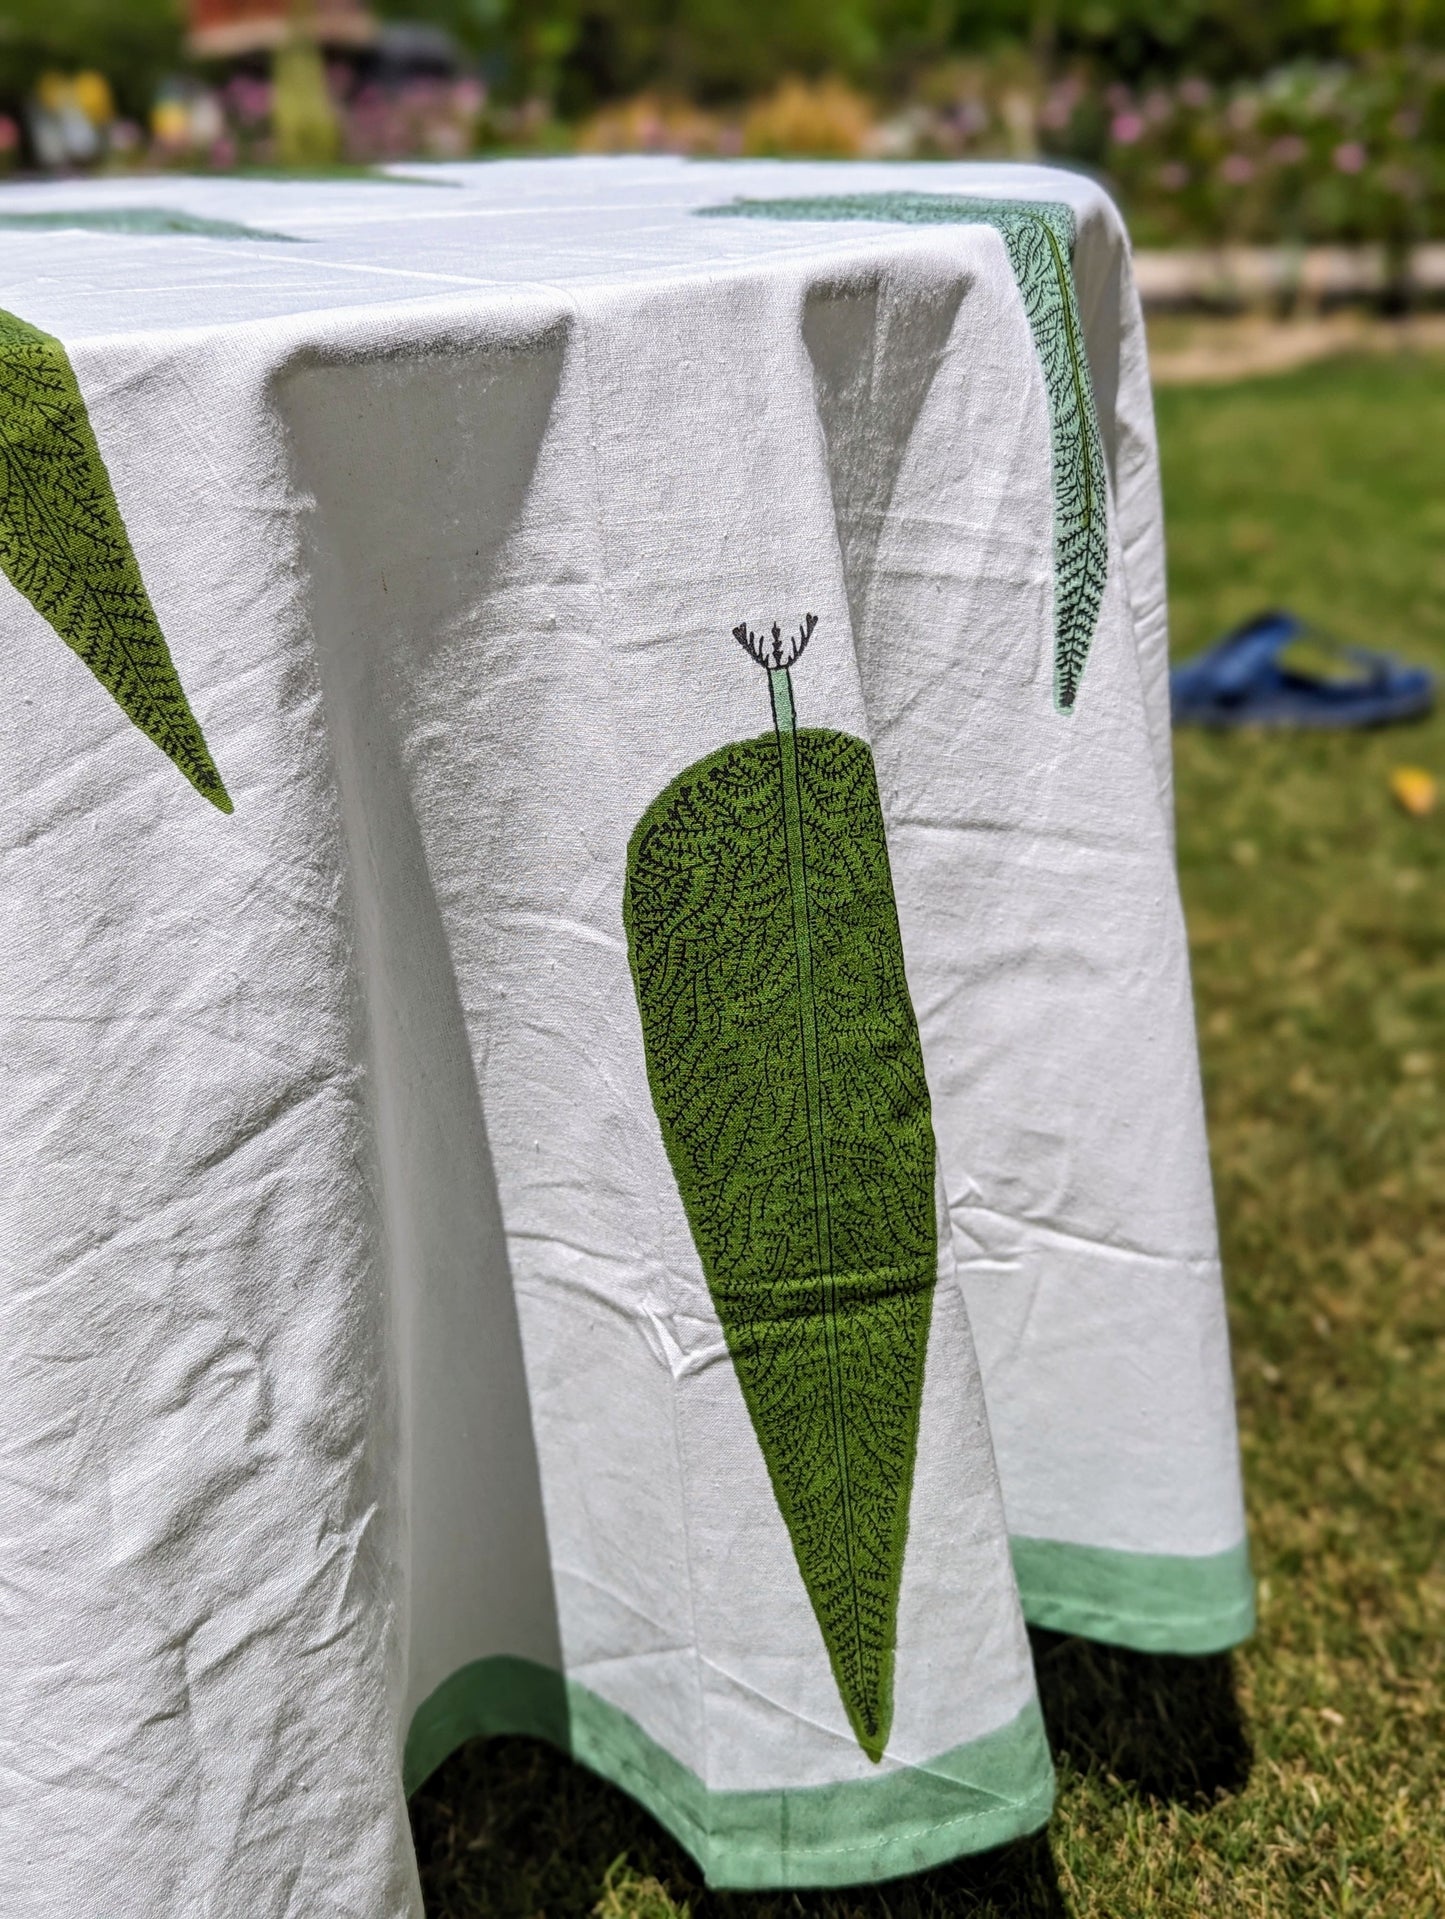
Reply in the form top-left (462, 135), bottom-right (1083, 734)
top-left (0, 307), bottom-right (231, 812)
top-left (0, 208), bottom-right (297, 241)
top-left (623, 617), bottom-right (937, 1761)
top-left (699, 193), bottom-right (1109, 712)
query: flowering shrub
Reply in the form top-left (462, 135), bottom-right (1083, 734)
top-left (739, 77), bottom-right (875, 158)
top-left (891, 56), bottom-right (1445, 247)
top-left (576, 78), bottom-right (876, 160)
top-left (127, 67), bottom-right (485, 169)
top-left (9, 37), bottom-right (1442, 257)
top-left (571, 56), bottom-right (1443, 249)
top-left (1074, 60), bottom-right (1445, 247)
top-left (338, 73), bottom-right (484, 163)
top-left (576, 91), bottom-right (734, 156)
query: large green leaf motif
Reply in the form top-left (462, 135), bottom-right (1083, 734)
top-left (624, 619), bottom-right (937, 1760)
top-left (0, 306), bottom-right (231, 811)
top-left (700, 193), bottom-right (1109, 712)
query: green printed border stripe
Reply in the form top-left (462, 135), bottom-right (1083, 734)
top-left (404, 1657), bottom-right (1054, 1891)
top-left (1011, 1537), bottom-right (1255, 1655)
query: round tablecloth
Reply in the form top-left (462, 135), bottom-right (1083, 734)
top-left (0, 156), bottom-right (1251, 1915)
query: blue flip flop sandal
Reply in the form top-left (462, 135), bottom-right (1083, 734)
top-left (1171, 611), bottom-right (1435, 730)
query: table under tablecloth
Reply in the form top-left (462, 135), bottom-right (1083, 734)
top-left (0, 157), bottom-right (1251, 1916)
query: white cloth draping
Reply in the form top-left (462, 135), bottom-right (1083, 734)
top-left (0, 158), bottom-right (1249, 1916)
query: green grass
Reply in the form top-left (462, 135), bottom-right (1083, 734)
top-left (411, 353), bottom-right (1445, 1917)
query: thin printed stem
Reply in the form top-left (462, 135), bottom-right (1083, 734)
top-left (768, 663), bottom-right (795, 735)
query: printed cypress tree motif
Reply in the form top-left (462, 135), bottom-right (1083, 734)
top-left (623, 617), bottom-right (937, 1761)
top-left (699, 193), bottom-right (1109, 712)
top-left (0, 306), bottom-right (231, 811)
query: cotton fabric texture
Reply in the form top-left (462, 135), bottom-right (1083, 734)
top-left (0, 158), bottom-right (1250, 1916)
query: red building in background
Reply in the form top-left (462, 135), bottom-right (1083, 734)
top-left (187, 0), bottom-right (378, 60)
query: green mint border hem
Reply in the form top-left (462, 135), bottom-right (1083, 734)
top-left (404, 1656), bottom-right (1055, 1891)
top-left (1010, 1536), bottom-right (1256, 1655)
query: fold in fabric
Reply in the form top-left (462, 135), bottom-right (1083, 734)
top-left (0, 159), bottom-right (1248, 1917)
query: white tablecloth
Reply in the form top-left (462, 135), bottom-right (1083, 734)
top-left (0, 157), bottom-right (1250, 1915)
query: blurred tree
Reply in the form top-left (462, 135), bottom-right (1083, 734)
top-left (1303, 0), bottom-right (1444, 51)
top-left (376, 0), bottom-right (507, 60)
top-left (273, 31), bottom-right (341, 162)
top-left (1, 0), bottom-right (1437, 135)
top-left (378, 0), bottom-right (956, 108)
top-left (1034, 0), bottom-right (1441, 76)
top-left (373, 0), bottom-right (1441, 111)
top-left (0, 0), bottom-right (185, 117)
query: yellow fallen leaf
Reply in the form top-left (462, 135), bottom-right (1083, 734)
top-left (1389, 766), bottom-right (1436, 817)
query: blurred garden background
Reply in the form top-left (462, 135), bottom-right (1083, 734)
top-left (4, 4), bottom-right (1439, 1915)
top-left (2, 0), bottom-right (1444, 297)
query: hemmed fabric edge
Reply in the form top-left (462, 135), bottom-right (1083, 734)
top-left (403, 1656), bottom-right (1056, 1890)
top-left (1011, 1535), bottom-right (1256, 1654)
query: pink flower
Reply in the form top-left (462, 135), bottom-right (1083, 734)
top-left (1269, 135), bottom-right (1307, 165)
top-left (1220, 154), bottom-right (1255, 185)
top-left (0, 114), bottom-right (19, 153)
top-left (1157, 161), bottom-right (1189, 191)
top-left (1333, 141), bottom-right (1367, 175)
top-left (1178, 77), bottom-right (1212, 110)
top-left (226, 75), bottom-right (271, 125)
top-left (1111, 112), bottom-right (1146, 146)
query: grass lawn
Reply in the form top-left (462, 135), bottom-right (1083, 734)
top-left (411, 352), bottom-right (1445, 1918)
